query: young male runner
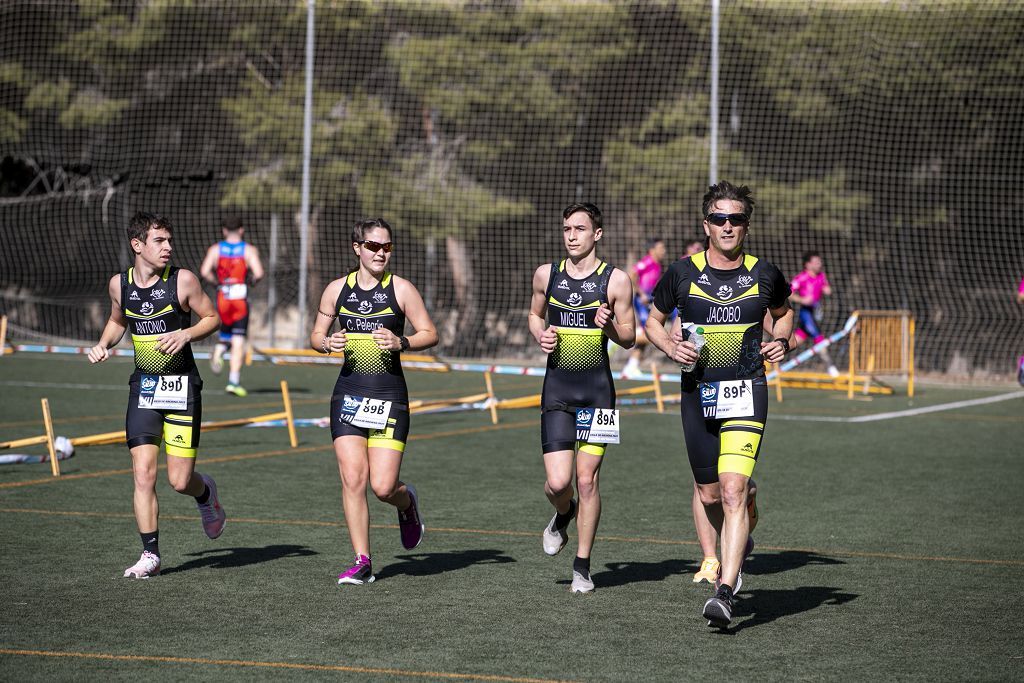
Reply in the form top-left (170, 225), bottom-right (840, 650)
top-left (528, 202), bottom-right (635, 593)
top-left (88, 212), bottom-right (224, 578)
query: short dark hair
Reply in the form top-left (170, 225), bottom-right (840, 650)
top-left (562, 202), bottom-right (603, 230)
top-left (351, 217), bottom-right (393, 244)
top-left (802, 251), bottom-right (821, 265)
top-left (222, 215), bottom-right (244, 231)
top-left (702, 181), bottom-right (755, 218)
top-left (645, 237), bottom-right (664, 251)
top-left (127, 212), bottom-right (172, 243)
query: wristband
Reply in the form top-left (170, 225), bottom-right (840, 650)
top-left (321, 335), bottom-right (331, 354)
top-left (399, 336), bottom-right (410, 352)
top-left (772, 337), bottom-right (790, 354)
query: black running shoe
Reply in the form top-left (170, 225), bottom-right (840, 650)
top-left (703, 587), bottom-right (735, 628)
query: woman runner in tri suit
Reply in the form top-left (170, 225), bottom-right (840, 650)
top-left (310, 218), bottom-right (438, 585)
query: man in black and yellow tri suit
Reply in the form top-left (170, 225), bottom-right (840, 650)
top-left (528, 202), bottom-right (636, 594)
top-left (646, 182), bottom-right (794, 627)
top-left (88, 212), bottom-right (222, 579)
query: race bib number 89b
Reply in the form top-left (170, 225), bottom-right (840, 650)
top-left (138, 374), bottom-right (188, 410)
top-left (575, 408), bottom-right (620, 444)
top-left (340, 394), bottom-right (392, 430)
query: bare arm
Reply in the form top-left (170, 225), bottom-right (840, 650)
top-left (310, 279), bottom-right (346, 354)
top-left (246, 244), bottom-right (265, 284)
top-left (760, 301), bottom-right (794, 363)
top-left (646, 306), bottom-right (696, 366)
top-left (385, 277), bottom-right (438, 352)
top-left (595, 268), bottom-right (635, 349)
top-left (87, 275), bottom-right (129, 364)
top-left (199, 244), bottom-right (220, 285)
top-left (528, 265), bottom-right (558, 354)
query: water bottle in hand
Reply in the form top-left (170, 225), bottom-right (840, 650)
top-left (680, 326), bottom-right (705, 373)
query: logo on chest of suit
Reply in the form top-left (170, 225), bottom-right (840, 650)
top-left (373, 291), bottom-right (388, 303)
top-left (140, 301), bottom-right (154, 316)
top-left (357, 300), bottom-right (373, 314)
top-left (737, 275), bottom-right (754, 288)
top-left (151, 289), bottom-right (166, 300)
top-left (557, 279), bottom-right (570, 290)
top-left (698, 273), bottom-right (711, 286)
top-left (129, 291), bottom-right (140, 301)
top-left (567, 293), bottom-right (583, 306)
top-left (581, 281), bottom-right (597, 293)
top-left (347, 292), bottom-right (358, 303)
top-left (716, 285), bottom-right (734, 300)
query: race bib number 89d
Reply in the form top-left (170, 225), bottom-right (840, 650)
top-left (138, 374), bottom-right (188, 410)
top-left (575, 408), bottom-right (620, 444)
top-left (340, 394), bottom-right (392, 430)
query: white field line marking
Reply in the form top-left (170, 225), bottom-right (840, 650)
top-left (773, 390), bottom-right (1024, 423)
top-left (0, 380), bottom-right (124, 391)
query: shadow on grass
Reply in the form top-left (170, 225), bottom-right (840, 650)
top-left (714, 586), bottom-right (858, 634)
top-left (559, 558), bottom-right (698, 589)
top-left (374, 548), bottom-right (515, 581)
top-left (161, 544), bottom-right (318, 574)
top-left (744, 550), bottom-right (846, 577)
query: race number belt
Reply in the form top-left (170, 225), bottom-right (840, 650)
top-left (138, 374), bottom-right (188, 410)
top-left (220, 283), bottom-right (248, 300)
top-left (339, 394), bottom-right (392, 430)
top-left (575, 408), bottom-right (620, 444)
top-left (700, 380), bottom-right (754, 419)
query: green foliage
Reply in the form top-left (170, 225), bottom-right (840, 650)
top-left (0, 108), bottom-right (28, 144)
top-left (25, 80), bottom-right (72, 112)
top-left (58, 90), bottom-right (130, 129)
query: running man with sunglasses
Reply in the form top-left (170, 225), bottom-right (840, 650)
top-left (529, 202), bottom-right (636, 593)
top-left (311, 218), bottom-right (438, 586)
top-left (645, 182), bottom-right (793, 627)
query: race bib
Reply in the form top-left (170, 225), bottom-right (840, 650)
top-left (700, 380), bottom-right (754, 419)
top-left (138, 374), bottom-right (188, 410)
top-left (339, 394), bottom-right (392, 430)
top-left (575, 408), bottom-right (620, 444)
top-left (221, 283), bottom-right (248, 300)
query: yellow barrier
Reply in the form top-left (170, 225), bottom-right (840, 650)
top-left (848, 310), bottom-right (915, 398)
top-left (0, 398), bottom-right (61, 476)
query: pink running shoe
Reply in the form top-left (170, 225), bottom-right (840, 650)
top-left (197, 473), bottom-right (226, 539)
top-left (124, 551), bottom-right (161, 579)
top-left (398, 485), bottom-right (424, 550)
top-left (337, 554), bottom-right (375, 585)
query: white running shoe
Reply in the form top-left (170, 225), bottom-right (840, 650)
top-left (210, 352), bottom-right (224, 375)
top-left (570, 569), bottom-right (595, 594)
top-left (124, 551), bottom-right (161, 579)
top-left (197, 474), bottom-right (226, 539)
top-left (542, 500), bottom-right (576, 556)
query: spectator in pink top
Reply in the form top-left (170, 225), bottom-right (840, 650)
top-left (790, 251), bottom-right (839, 377)
top-left (621, 237), bottom-right (667, 378)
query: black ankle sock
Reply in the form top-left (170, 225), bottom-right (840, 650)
top-left (573, 555), bottom-right (590, 575)
top-left (195, 484), bottom-right (210, 505)
top-left (718, 583), bottom-right (734, 597)
top-left (554, 500), bottom-right (575, 528)
top-left (141, 530), bottom-right (159, 556)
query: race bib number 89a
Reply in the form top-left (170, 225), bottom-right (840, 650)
top-left (138, 374), bottom-right (188, 410)
top-left (340, 394), bottom-right (392, 430)
top-left (575, 408), bottom-right (620, 444)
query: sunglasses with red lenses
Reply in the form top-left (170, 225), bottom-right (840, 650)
top-left (359, 240), bottom-right (393, 254)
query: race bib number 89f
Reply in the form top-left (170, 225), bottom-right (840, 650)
top-left (700, 380), bottom-right (754, 419)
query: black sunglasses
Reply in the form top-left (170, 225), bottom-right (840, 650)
top-left (705, 212), bottom-right (749, 227)
top-left (358, 240), bottom-right (393, 254)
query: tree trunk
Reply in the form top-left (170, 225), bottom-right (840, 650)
top-left (446, 234), bottom-right (476, 355)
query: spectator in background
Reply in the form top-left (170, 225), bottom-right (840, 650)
top-left (682, 238), bottom-right (704, 259)
top-left (790, 251), bottom-right (840, 377)
top-left (622, 237), bottom-right (668, 379)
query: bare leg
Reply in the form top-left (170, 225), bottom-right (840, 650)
top-left (574, 452), bottom-right (603, 559)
